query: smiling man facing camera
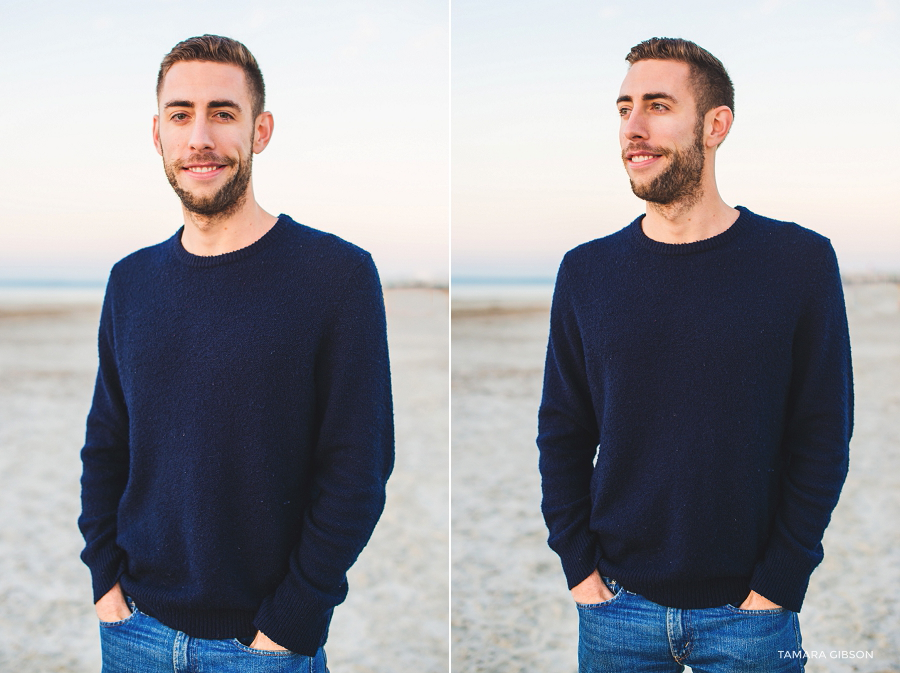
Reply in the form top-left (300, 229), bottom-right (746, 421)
top-left (78, 35), bottom-right (393, 672)
top-left (538, 38), bottom-right (852, 672)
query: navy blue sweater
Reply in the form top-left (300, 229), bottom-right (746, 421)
top-left (79, 215), bottom-right (393, 655)
top-left (538, 207), bottom-right (852, 613)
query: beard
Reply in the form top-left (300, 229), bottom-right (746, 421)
top-left (163, 148), bottom-right (253, 219)
top-left (625, 120), bottom-right (705, 207)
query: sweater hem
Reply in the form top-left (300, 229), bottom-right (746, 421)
top-left (598, 562), bottom-right (752, 610)
top-left (134, 601), bottom-right (258, 642)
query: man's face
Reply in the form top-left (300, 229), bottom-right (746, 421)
top-left (153, 61), bottom-right (257, 218)
top-left (617, 59), bottom-right (706, 206)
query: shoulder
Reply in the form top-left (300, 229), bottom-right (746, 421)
top-left (738, 207), bottom-right (838, 274)
top-left (275, 216), bottom-right (382, 301)
top-left (550, 221), bottom-right (636, 310)
top-left (740, 207), bottom-right (832, 250)
top-left (108, 234), bottom-right (178, 284)
top-left (277, 215), bottom-right (373, 269)
top-left (560, 221), bottom-right (635, 275)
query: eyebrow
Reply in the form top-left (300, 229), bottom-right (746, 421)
top-left (616, 92), bottom-right (679, 105)
top-left (163, 99), bottom-right (243, 112)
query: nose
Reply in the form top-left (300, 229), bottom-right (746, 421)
top-left (622, 108), bottom-right (648, 142)
top-left (188, 116), bottom-right (215, 151)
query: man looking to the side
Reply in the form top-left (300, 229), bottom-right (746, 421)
top-left (538, 37), bottom-right (851, 672)
top-left (79, 35), bottom-right (393, 672)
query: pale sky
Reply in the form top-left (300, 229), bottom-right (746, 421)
top-left (2, 2), bottom-right (898, 284)
top-left (0, 0), bottom-right (449, 284)
top-left (453, 0), bottom-right (900, 278)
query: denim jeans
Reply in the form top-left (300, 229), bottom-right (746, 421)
top-left (577, 577), bottom-right (806, 673)
top-left (99, 598), bottom-right (328, 673)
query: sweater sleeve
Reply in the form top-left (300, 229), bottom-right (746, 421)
top-left (537, 258), bottom-right (603, 589)
top-left (749, 242), bottom-right (853, 612)
top-left (78, 273), bottom-right (130, 603)
top-left (252, 253), bottom-right (394, 655)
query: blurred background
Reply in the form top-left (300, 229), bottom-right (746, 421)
top-left (451, 2), bottom-right (900, 672)
top-left (453, 0), bottom-right (900, 288)
top-left (0, 2), bottom-right (449, 672)
top-left (0, 0), bottom-right (448, 287)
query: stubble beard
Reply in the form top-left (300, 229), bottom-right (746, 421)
top-left (626, 118), bottom-right (706, 210)
top-left (163, 147), bottom-right (253, 221)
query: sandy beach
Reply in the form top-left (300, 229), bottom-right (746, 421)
top-left (451, 282), bottom-right (900, 673)
top-left (0, 287), bottom-right (448, 673)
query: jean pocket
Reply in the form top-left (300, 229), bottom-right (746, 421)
top-left (98, 606), bottom-right (139, 628)
top-left (229, 639), bottom-right (301, 657)
top-left (575, 577), bottom-right (624, 610)
top-left (724, 603), bottom-right (786, 615)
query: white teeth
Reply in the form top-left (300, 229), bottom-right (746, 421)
top-left (188, 166), bottom-right (219, 173)
top-left (631, 155), bottom-right (656, 163)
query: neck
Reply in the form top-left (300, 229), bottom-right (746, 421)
top-left (641, 163), bottom-right (738, 244)
top-left (180, 184), bottom-right (278, 256)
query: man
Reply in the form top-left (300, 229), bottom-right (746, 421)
top-left (79, 35), bottom-right (393, 672)
top-left (537, 37), bottom-right (851, 672)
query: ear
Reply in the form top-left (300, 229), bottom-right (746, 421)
top-left (705, 105), bottom-right (733, 149)
top-left (252, 111), bottom-right (274, 154)
top-left (152, 115), bottom-right (163, 156)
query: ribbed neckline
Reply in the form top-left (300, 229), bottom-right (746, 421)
top-left (629, 206), bottom-right (751, 255)
top-left (170, 214), bottom-right (290, 268)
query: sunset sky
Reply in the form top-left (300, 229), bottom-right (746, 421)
top-left (0, 0), bottom-right (448, 284)
top-left (1, 1), bottom-right (898, 285)
top-left (453, 0), bottom-right (900, 278)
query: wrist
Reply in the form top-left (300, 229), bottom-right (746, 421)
top-left (250, 630), bottom-right (288, 651)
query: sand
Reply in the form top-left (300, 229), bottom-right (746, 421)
top-left (3, 277), bottom-right (897, 672)
top-left (0, 287), bottom-right (449, 673)
top-left (451, 282), bottom-right (900, 673)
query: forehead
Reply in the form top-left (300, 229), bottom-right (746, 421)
top-left (158, 61), bottom-right (250, 106)
top-left (619, 59), bottom-right (694, 102)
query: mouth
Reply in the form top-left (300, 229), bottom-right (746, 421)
top-left (625, 151), bottom-right (663, 167)
top-left (181, 163), bottom-right (228, 180)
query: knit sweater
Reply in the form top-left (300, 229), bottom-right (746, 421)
top-left (78, 215), bottom-right (394, 655)
top-left (537, 206), bottom-right (852, 613)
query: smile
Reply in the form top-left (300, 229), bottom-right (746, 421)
top-left (625, 153), bottom-right (663, 169)
top-left (181, 164), bottom-right (228, 180)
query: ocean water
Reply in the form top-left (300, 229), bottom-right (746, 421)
top-left (451, 279), bottom-right (554, 304)
top-left (0, 282), bottom-right (105, 307)
top-left (450, 278), bottom-right (900, 314)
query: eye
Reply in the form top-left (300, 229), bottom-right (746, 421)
top-left (170, 112), bottom-right (189, 122)
top-left (213, 111), bottom-right (235, 120)
top-left (650, 102), bottom-right (668, 112)
top-left (618, 106), bottom-right (631, 117)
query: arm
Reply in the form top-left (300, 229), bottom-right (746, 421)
top-left (78, 277), bottom-right (131, 605)
top-left (749, 242), bottom-right (853, 612)
top-left (537, 259), bottom-right (603, 590)
top-left (252, 254), bottom-right (394, 655)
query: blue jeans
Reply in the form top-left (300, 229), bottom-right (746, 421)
top-left (577, 578), bottom-right (806, 673)
top-left (99, 598), bottom-right (328, 673)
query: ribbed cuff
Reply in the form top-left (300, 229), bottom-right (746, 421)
top-left (554, 527), bottom-right (603, 590)
top-left (749, 525), bottom-right (823, 613)
top-left (84, 544), bottom-right (125, 603)
top-left (253, 571), bottom-right (347, 656)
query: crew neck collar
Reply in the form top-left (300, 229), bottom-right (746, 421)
top-left (630, 206), bottom-right (751, 255)
top-left (171, 215), bottom-right (289, 268)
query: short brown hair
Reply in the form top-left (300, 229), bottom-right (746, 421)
top-left (626, 37), bottom-right (734, 119)
top-left (157, 35), bottom-right (265, 119)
